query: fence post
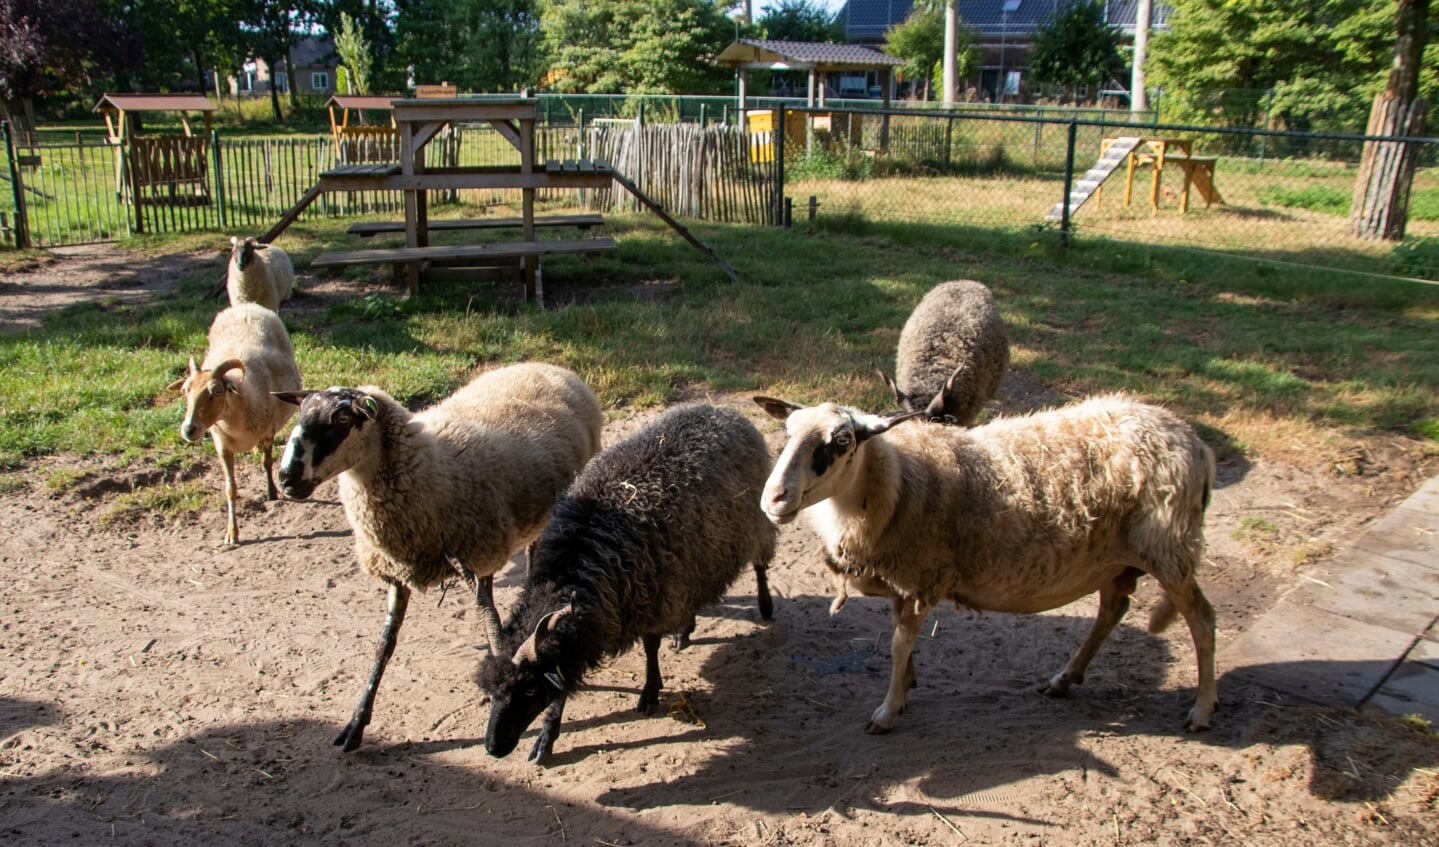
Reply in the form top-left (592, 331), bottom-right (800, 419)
top-left (211, 130), bottom-right (228, 229)
top-left (3, 121), bottom-right (30, 248)
top-left (944, 115), bottom-right (954, 168)
top-left (1058, 120), bottom-right (1077, 250)
top-left (773, 108), bottom-right (786, 226)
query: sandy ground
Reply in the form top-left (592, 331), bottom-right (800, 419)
top-left (1, 246), bottom-right (1437, 846)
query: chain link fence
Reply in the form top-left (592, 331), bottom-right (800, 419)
top-left (771, 106), bottom-right (1439, 283)
top-left (4, 99), bottom-right (1436, 285)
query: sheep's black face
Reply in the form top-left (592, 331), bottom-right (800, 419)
top-left (232, 238), bottom-right (256, 271)
top-left (278, 388), bottom-right (374, 499)
top-left (478, 655), bottom-right (561, 758)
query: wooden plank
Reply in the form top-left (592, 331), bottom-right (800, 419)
top-left (310, 237), bottom-right (618, 268)
top-left (318, 171), bottom-right (613, 192)
top-left (348, 213), bottom-right (605, 237)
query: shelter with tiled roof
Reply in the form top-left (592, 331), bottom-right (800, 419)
top-left (715, 39), bottom-right (906, 108)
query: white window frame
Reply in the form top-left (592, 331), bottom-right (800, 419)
top-left (311, 71), bottom-right (330, 91)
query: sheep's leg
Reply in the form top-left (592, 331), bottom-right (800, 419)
top-left (528, 693), bottom-right (567, 764)
top-left (867, 598), bottom-right (928, 735)
top-left (335, 582), bottom-right (410, 752)
top-left (637, 633), bottom-right (664, 715)
top-left (1163, 579), bottom-right (1218, 732)
top-left (216, 443), bottom-right (240, 547)
top-left (474, 574), bottom-right (503, 655)
top-left (754, 562), bottom-right (774, 621)
top-left (1044, 567), bottom-right (1141, 697)
top-left (448, 557), bottom-right (503, 655)
top-left (260, 439), bottom-right (279, 500)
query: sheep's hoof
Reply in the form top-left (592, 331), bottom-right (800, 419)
top-left (670, 632), bottom-right (690, 651)
top-left (864, 720), bottom-right (893, 735)
top-left (527, 735), bottom-right (554, 764)
top-left (636, 690), bottom-right (660, 716)
top-left (334, 723), bottom-right (364, 752)
top-left (1041, 673), bottom-right (1077, 697)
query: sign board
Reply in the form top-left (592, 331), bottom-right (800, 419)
top-left (416, 83), bottom-right (458, 99)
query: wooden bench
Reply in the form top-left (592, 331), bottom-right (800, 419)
top-left (310, 237), bottom-right (619, 301)
top-left (1160, 155), bottom-right (1223, 212)
top-left (347, 213), bottom-right (605, 238)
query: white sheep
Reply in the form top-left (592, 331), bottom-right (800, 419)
top-left (167, 302), bottom-right (302, 547)
top-left (274, 362), bottom-right (603, 752)
top-left (878, 279), bottom-right (1009, 425)
top-left (227, 236), bottom-right (294, 311)
top-left (753, 392), bottom-right (1217, 735)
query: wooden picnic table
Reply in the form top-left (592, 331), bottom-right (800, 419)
top-left (314, 97), bottom-right (614, 301)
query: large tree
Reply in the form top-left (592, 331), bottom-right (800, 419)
top-left (394, 0), bottom-right (541, 93)
top-left (1351, 0), bottom-right (1430, 240)
top-left (1027, 0), bottom-right (1126, 104)
top-left (1147, 0), bottom-right (1419, 133)
top-left (757, 0), bottom-right (845, 42)
top-left (538, 0), bottom-right (733, 94)
top-left (0, 0), bottom-right (140, 126)
top-left (883, 3), bottom-right (944, 100)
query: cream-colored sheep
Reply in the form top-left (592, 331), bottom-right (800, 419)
top-left (168, 303), bottom-right (301, 546)
top-left (754, 392), bottom-right (1217, 736)
top-left (227, 236), bottom-right (294, 311)
top-left (274, 362), bottom-right (603, 752)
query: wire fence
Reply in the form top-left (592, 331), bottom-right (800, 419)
top-left (3, 105), bottom-right (1437, 284)
top-left (768, 106), bottom-right (1439, 283)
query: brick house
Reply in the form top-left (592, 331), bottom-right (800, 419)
top-left (833, 0), bottom-right (1172, 102)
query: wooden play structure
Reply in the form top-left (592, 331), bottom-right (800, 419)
top-left (94, 93), bottom-right (216, 208)
top-left (325, 95), bottom-right (400, 164)
top-left (1047, 135), bottom-right (1224, 221)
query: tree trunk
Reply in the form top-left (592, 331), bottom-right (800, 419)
top-left (1350, 0), bottom-right (1429, 241)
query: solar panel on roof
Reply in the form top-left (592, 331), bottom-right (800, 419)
top-left (1003, 0), bottom-right (1022, 11)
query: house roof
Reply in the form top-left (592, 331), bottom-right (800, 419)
top-left (834, 0), bottom-right (1171, 42)
top-left (277, 36), bottom-right (336, 71)
top-left (93, 93), bottom-right (216, 113)
top-left (715, 39), bottom-right (905, 70)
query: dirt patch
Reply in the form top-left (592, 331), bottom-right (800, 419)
top-left (2, 248), bottom-right (1437, 846)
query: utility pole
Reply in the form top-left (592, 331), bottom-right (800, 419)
top-left (943, 1), bottom-right (958, 104)
top-left (1131, 0), bottom-right (1152, 113)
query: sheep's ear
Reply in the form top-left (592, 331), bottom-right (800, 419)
top-left (875, 368), bottom-right (906, 406)
top-left (354, 395), bottom-right (380, 420)
top-left (924, 365), bottom-right (965, 420)
top-left (188, 356), bottom-right (200, 376)
top-left (513, 605), bottom-right (571, 664)
top-left (229, 236), bottom-right (239, 248)
top-left (271, 390), bottom-right (312, 406)
top-left (166, 376), bottom-right (186, 392)
top-left (753, 395), bottom-right (803, 421)
top-left (853, 409), bottom-right (925, 444)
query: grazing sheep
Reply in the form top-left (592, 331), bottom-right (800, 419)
top-left (753, 392), bottom-right (1217, 735)
top-left (478, 403), bottom-right (777, 764)
top-left (878, 279), bottom-right (1009, 425)
top-left (227, 236), bottom-right (294, 311)
top-left (167, 303), bottom-right (301, 546)
top-left (274, 363), bottom-right (602, 752)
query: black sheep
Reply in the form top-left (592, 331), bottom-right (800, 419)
top-left (477, 403), bottom-right (777, 764)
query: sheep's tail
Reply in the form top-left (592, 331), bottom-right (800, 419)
top-left (1148, 595), bottom-right (1178, 634)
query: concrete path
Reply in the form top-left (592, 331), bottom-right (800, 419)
top-left (1227, 475), bottom-right (1439, 723)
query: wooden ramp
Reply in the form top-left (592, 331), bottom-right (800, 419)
top-left (1045, 136), bottom-right (1142, 222)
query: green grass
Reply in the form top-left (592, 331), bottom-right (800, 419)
top-left (1256, 184), bottom-right (1351, 215)
top-left (2, 211), bottom-right (1438, 481)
